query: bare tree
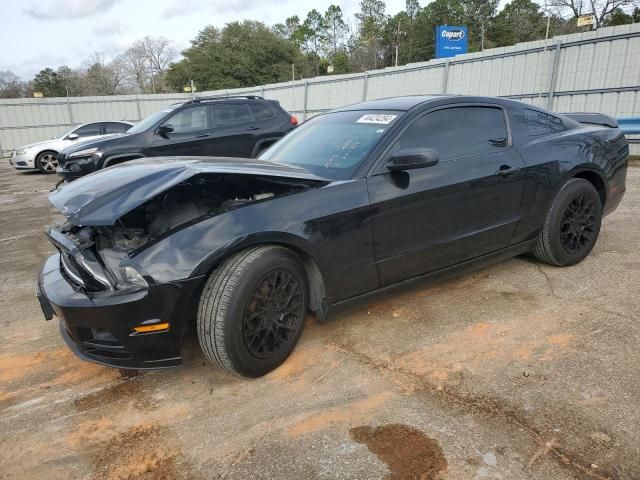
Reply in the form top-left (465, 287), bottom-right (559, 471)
top-left (0, 70), bottom-right (26, 98)
top-left (547, 0), bottom-right (640, 26)
top-left (85, 53), bottom-right (126, 95)
top-left (120, 44), bottom-right (150, 93)
top-left (139, 36), bottom-right (177, 92)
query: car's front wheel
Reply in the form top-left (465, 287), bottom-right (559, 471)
top-left (197, 245), bottom-right (308, 377)
top-left (533, 178), bottom-right (603, 266)
top-left (35, 151), bottom-right (59, 174)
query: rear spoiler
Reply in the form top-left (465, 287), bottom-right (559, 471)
top-left (561, 113), bottom-right (618, 128)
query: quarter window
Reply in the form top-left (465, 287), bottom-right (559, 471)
top-left (161, 106), bottom-right (209, 134)
top-left (212, 104), bottom-right (252, 127)
top-left (392, 107), bottom-right (509, 161)
top-left (524, 109), bottom-right (565, 136)
top-left (250, 103), bottom-right (275, 121)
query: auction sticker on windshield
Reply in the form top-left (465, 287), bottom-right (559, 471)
top-left (356, 114), bottom-right (397, 125)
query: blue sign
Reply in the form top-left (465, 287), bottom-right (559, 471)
top-left (435, 26), bottom-right (468, 58)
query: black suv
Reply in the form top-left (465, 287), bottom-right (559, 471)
top-left (56, 96), bottom-right (298, 181)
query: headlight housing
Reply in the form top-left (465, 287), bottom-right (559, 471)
top-left (68, 147), bottom-right (103, 159)
top-left (120, 265), bottom-right (148, 289)
top-left (16, 149), bottom-right (28, 155)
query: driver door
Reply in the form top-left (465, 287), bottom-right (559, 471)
top-left (367, 105), bottom-right (526, 286)
top-left (148, 105), bottom-right (213, 156)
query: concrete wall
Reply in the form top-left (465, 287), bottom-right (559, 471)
top-left (1, 22), bottom-right (639, 155)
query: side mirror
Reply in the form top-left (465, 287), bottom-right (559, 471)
top-left (67, 133), bottom-right (79, 140)
top-left (386, 148), bottom-right (439, 172)
top-left (156, 125), bottom-right (174, 138)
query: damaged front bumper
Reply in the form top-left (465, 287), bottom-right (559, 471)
top-left (38, 253), bottom-right (202, 369)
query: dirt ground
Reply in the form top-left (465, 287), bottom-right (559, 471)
top-left (0, 160), bottom-right (638, 480)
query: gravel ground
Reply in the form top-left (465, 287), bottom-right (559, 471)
top-left (0, 160), bottom-right (638, 480)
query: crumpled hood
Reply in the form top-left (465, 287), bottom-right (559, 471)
top-left (49, 157), bottom-right (329, 226)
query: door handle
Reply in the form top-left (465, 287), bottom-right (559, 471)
top-left (247, 126), bottom-right (260, 131)
top-left (195, 133), bottom-right (211, 138)
top-left (495, 165), bottom-right (519, 177)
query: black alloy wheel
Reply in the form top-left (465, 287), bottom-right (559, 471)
top-left (532, 178), bottom-right (602, 267)
top-left (242, 268), bottom-right (304, 359)
top-left (197, 245), bottom-right (308, 377)
top-left (559, 195), bottom-right (597, 254)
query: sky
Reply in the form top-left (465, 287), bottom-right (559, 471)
top-left (0, 0), bottom-right (408, 80)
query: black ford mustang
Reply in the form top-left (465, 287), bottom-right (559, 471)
top-left (37, 95), bottom-right (628, 377)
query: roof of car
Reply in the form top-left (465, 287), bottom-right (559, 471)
top-left (335, 95), bottom-right (451, 112)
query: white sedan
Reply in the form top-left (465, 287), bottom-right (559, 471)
top-left (9, 121), bottom-right (133, 173)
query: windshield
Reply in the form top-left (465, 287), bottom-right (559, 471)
top-left (127, 106), bottom-right (178, 134)
top-left (259, 110), bottom-right (402, 180)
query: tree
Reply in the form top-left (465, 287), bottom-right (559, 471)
top-left (546, 0), bottom-right (640, 27)
top-left (84, 53), bottom-right (125, 95)
top-left (460, 0), bottom-right (500, 51)
top-left (33, 68), bottom-right (66, 97)
top-left (603, 6), bottom-right (634, 23)
top-left (167, 21), bottom-right (307, 92)
top-left (354, 0), bottom-right (388, 70)
top-left (121, 44), bottom-right (151, 93)
top-left (299, 9), bottom-right (326, 75)
top-left (138, 36), bottom-right (177, 92)
top-left (324, 5), bottom-right (349, 56)
top-left (0, 71), bottom-right (26, 98)
top-left (488, 0), bottom-right (548, 47)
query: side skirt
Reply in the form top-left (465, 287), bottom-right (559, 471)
top-left (328, 239), bottom-right (537, 318)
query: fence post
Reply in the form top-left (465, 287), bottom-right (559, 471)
top-left (362, 72), bottom-right (369, 101)
top-left (547, 40), bottom-right (562, 110)
top-left (135, 96), bottom-right (142, 121)
top-left (303, 81), bottom-right (309, 121)
top-left (441, 59), bottom-right (450, 94)
top-left (66, 96), bottom-right (74, 125)
top-left (260, 86), bottom-right (265, 98)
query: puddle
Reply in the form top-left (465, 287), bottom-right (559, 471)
top-left (350, 424), bottom-right (447, 480)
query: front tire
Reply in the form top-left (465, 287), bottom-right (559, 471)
top-left (533, 178), bottom-right (602, 266)
top-left (35, 151), bottom-right (58, 174)
top-left (197, 246), bottom-right (308, 377)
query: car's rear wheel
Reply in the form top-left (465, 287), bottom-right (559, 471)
top-left (35, 151), bottom-right (58, 174)
top-left (197, 245), bottom-right (308, 377)
top-left (533, 178), bottom-right (602, 266)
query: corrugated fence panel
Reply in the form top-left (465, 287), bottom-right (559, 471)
top-left (1, 22), bottom-right (639, 155)
top-left (307, 75), bottom-right (364, 112)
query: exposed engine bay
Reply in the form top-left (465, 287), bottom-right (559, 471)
top-left (49, 173), bottom-right (326, 292)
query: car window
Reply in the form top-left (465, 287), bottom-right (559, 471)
top-left (212, 104), bottom-right (252, 127)
top-left (128, 106), bottom-right (178, 134)
top-left (161, 106), bottom-right (210, 134)
top-left (104, 122), bottom-right (131, 134)
top-left (392, 107), bottom-right (509, 161)
top-left (524, 109), bottom-right (565, 136)
top-left (73, 123), bottom-right (102, 137)
top-left (250, 103), bottom-right (275, 121)
top-left (260, 110), bottom-right (402, 180)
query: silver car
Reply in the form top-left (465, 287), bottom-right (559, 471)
top-left (9, 121), bottom-right (133, 173)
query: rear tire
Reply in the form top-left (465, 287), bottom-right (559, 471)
top-left (197, 246), bottom-right (308, 377)
top-left (35, 151), bottom-right (58, 174)
top-left (533, 178), bottom-right (602, 266)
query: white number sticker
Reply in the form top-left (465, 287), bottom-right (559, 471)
top-left (356, 114), bottom-right (397, 125)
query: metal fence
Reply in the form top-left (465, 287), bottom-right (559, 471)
top-left (1, 22), bottom-right (639, 156)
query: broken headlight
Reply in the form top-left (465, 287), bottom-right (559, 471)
top-left (120, 265), bottom-right (148, 289)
